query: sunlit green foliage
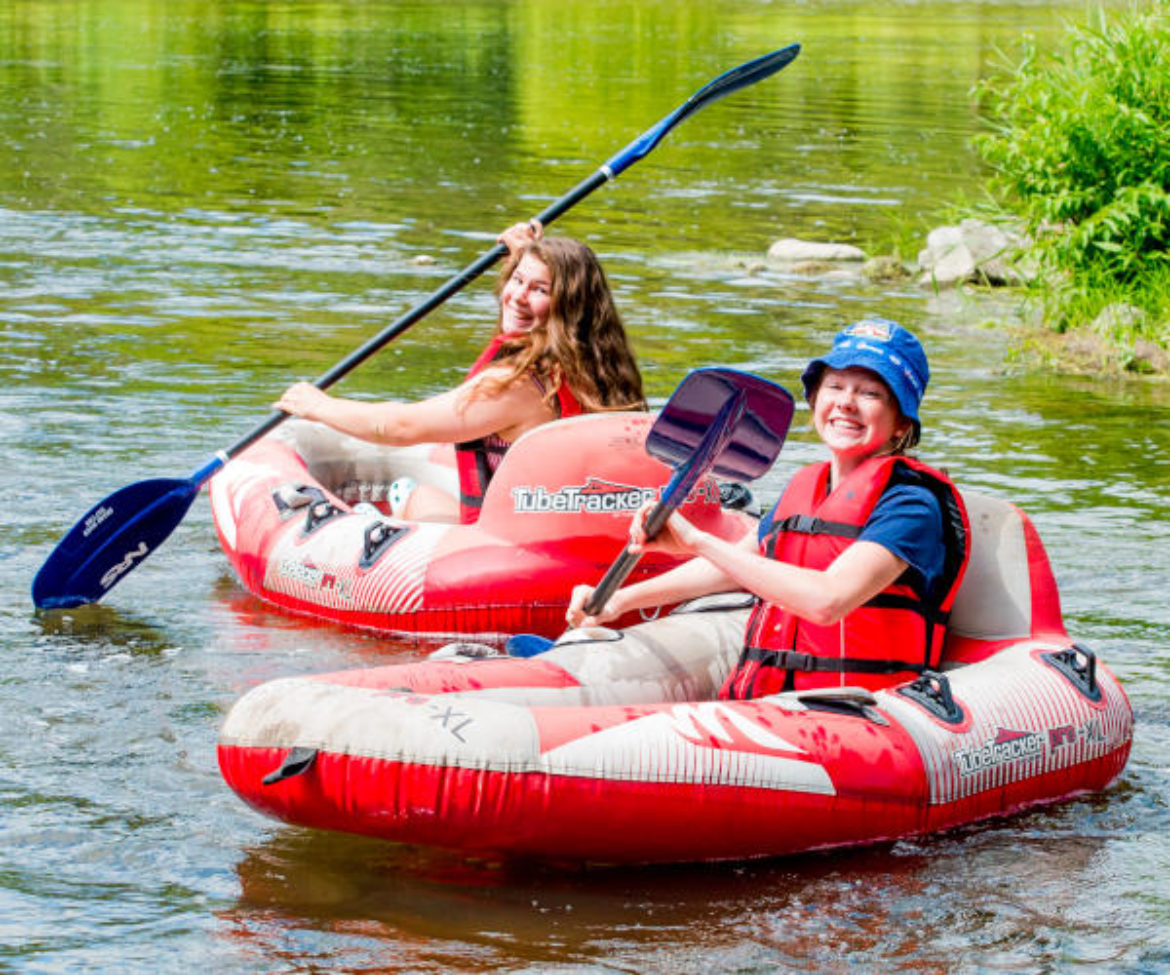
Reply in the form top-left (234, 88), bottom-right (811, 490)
top-left (973, 5), bottom-right (1170, 348)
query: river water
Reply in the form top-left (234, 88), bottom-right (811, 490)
top-left (3, 0), bottom-right (1169, 971)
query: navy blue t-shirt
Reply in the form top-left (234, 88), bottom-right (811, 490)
top-left (759, 481), bottom-right (946, 600)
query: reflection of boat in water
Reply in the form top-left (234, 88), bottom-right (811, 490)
top-left (208, 414), bottom-right (756, 641)
top-left (218, 490), bottom-right (1133, 865)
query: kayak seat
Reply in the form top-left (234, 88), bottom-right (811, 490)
top-left (280, 419), bottom-right (459, 510)
top-left (941, 491), bottom-right (1069, 666)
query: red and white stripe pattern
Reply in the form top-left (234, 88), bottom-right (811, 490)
top-left (879, 642), bottom-right (1133, 807)
top-left (263, 516), bottom-right (446, 614)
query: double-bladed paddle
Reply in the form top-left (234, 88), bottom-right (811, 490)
top-left (580, 367), bottom-right (795, 618)
top-left (32, 44), bottom-right (801, 610)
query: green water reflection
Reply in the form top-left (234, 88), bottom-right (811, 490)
top-left (1, 2), bottom-right (1167, 972)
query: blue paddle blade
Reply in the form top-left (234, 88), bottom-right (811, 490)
top-left (605, 44), bottom-right (801, 177)
top-left (504, 633), bottom-right (556, 657)
top-left (646, 367), bottom-right (795, 481)
top-left (31, 477), bottom-right (201, 609)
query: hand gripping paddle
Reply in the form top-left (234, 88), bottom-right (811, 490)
top-left (582, 367), bottom-right (794, 618)
top-left (31, 45), bottom-right (801, 610)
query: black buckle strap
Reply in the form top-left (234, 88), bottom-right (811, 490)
top-left (772, 513), bottom-right (863, 538)
top-left (742, 645), bottom-right (921, 675)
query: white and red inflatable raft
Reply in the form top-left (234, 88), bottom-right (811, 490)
top-left (217, 491), bottom-right (1133, 864)
top-left (209, 413), bottom-right (755, 641)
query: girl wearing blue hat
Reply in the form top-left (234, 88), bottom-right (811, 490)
top-left (568, 318), bottom-right (971, 697)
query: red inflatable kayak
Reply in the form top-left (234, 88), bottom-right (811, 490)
top-left (218, 491), bottom-right (1133, 864)
top-left (209, 413), bottom-right (756, 640)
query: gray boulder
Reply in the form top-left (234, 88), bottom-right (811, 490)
top-left (767, 238), bottom-right (867, 263)
top-left (918, 219), bottom-right (1031, 287)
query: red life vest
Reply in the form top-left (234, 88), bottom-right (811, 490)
top-left (720, 455), bottom-right (970, 698)
top-left (454, 335), bottom-right (583, 524)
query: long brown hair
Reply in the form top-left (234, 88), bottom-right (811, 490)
top-left (477, 237), bottom-right (646, 412)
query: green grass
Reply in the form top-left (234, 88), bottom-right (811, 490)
top-left (971, 4), bottom-right (1170, 354)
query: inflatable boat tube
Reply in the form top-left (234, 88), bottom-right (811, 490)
top-left (217, 491), bottom-right (1134, 864)
top-left (209, 413), bottom-right (757, 641)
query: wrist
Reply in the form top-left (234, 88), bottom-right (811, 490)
top-left (603, 589), bottom-right (626, 619)
top-left (688, 528), bottom-right (723, 562)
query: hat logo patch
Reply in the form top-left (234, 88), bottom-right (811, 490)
top-left (845, 319), bottom-right (892, 341)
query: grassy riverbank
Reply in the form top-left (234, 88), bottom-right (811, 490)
top-left (969, 4), bottom-right (1170, 375)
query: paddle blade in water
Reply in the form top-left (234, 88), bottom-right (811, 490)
top-left (32, 477), bottom-right (200, 609)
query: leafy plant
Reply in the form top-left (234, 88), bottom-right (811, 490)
top-left (972, 6), bottom-right (1170, 349)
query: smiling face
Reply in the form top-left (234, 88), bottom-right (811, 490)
top-left (499, 253), bottom-right (553, 335)
top-left (811, 366), bottom-right (910, 477)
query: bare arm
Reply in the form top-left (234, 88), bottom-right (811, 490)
top-left (568, 505), bottom-right (908, 629)
top-left (273, 367), bottom-right (554, 447)
top-left (682, 526), bottom-right (908, 626)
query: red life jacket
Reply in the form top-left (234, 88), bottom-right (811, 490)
top-left (454, 335), bottom-right (583, 524)
top-left (720, 455), bottom-right (970, 698)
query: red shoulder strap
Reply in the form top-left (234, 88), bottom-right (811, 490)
top-left (555, 382), bottom-right (583, 419)
top-left (466, 335), bottom-right (507, 378)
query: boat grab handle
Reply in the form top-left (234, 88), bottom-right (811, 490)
top-left (360, 521), bottom-right (409, 569)
top-left (897, 670), bottom-right (965, 725)
top-left (1042, 643), bottom-right (1102, 702)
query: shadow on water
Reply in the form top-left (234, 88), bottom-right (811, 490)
top-left (219, 793), bottom-right (1164, 971)
top-left (30, 603), bottom-right (178, 655)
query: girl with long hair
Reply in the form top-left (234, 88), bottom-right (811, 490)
top-left (275, 222), bottom-right (645, 523)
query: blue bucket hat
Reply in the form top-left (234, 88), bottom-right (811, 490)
top-left (800, 318), bottom-right (930, 434)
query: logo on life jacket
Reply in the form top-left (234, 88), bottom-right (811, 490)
top-left (511, 477), bottom-right (719, 515)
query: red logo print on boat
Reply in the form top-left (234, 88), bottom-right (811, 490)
top-left (1049, 716), bottom-right (1107, 749)
top-left (953, 726), bottom-right (1044, 777)
top-left (275, 556), bottom-right (353, 600)
top-left (668, 702), bottom-right (807, 757)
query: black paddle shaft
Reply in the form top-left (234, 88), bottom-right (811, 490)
top-left (225, 43), bottom-right (801, 462)
top-left (224, 169), bottom-right (609, 460)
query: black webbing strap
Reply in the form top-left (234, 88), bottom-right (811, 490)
top-left (771, 513), bottom-right (864, 538)
top-left (455, 436), bottom-right (500, 510)
top-left (740, 645), bottom-right (924, 675)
